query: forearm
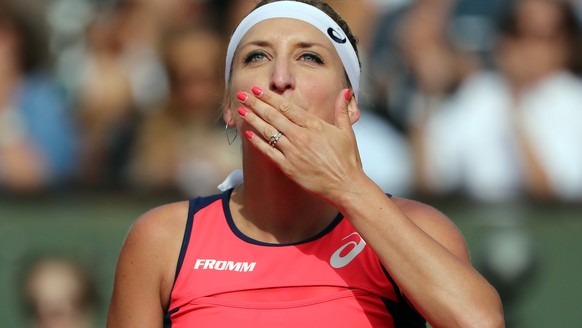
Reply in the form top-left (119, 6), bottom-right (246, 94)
top-left (332, 174), bottom-right (503, 327)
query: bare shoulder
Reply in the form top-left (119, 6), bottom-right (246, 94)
top-left (127, 200), bottom-right (190, 246)
top-left (118, 200), bottom-right (190, 280)
top-left (392, 197), bottom-right (470, 263)
top-left (113, 201), bottom-right (189, 301)
top-left (108, 201), bottom-right (190, 327)
top-left (391, 197), bottom-right (449, 223)
top-left (117, 200), bottom-right (191, 289)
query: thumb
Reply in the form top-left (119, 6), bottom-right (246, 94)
top-left (333, 88), bottom-right (352, 129)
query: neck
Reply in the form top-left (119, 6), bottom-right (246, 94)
top-left (230, 152), bottom-right (338, 244)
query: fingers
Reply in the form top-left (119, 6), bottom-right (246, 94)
top-left (244, 130), bottom-right (286, 164)
top-left (334, 88), bottom-right (361, 128)
top-left (236, 87), bottom-right (305, 150)
top-left (241, 86), bottom-right (314, 128)
top-left (237, 106), bottom-right (286, 150)
top-left (333, 89), bottom-right (351, 130)
top-left (236, 86), bottom-right (356, 151)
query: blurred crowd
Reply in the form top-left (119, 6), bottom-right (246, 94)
top-left (1, 0), bottom-right (582, 204)
top-left (18, 254), bottom-right (99, 328)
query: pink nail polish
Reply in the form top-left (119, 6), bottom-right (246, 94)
top-left (237, 91), bottom-right (248, 102)
top-left (238, 107), bottom-right (248, 117)
top-left (245, 130), bottom-right (254, 139)
top-left (344, 89), bottom-right (352, 102)
top-left (251, 86), bottom-right (263, 96)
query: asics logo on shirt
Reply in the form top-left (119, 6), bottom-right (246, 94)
top-left (330, 232), bottom-right (366, 269)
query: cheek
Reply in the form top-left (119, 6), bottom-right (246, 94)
top-left (229, 72), bottom-right (260, 99)
top-left (300, 77), bottom-right (342, 122)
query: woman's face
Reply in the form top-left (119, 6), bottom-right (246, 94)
top-left (226, 18), bottom-right (347, 125)
top-left (499, 0), bottom-right (570, 84)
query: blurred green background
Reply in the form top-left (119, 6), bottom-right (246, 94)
top-left (1, 194), bottom-right (581, 327)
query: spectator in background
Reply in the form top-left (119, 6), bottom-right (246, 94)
top-left (74, 1), bottom-right (168, 189)
top-left (366, 0), bottom-right (508, 132)
top-left (393, 0), bottom-right (482, 196)
top-left (128, 0), bottom-right (219, 31)
top-left (568, 0), bottom-right (582, 23)
top-left (125, 25), bottom-right (241, 196)
top-left (20, 255), bottom-right (99, 328)
top-left (73, 0), bottom-right (229, 191)
top-left (352, 110), bottom-right (414, 196)
top-left (414, 0), bottom-right (582, 202)
top-left (365, 0), bottom-right (480, 196)
top-left (0, 2), bottom-right (77, 194)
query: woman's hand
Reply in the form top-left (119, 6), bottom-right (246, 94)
top-left (236, 86), bottom-right (364, 202)
top-left (235, 86), bottom-right (505, 328)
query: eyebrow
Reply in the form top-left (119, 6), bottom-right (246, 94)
top-left (297, 41), bottom-right (325, 49)
top-left (241, 40), bottom-right (271, 49)
top-left (239, 40), bottom-right (327, 50)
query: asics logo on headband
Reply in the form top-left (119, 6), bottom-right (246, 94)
top-left (327, 27), bottom-right (347, 44)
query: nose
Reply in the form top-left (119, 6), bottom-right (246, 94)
top-left (269, 59), bottom-right (295, 94)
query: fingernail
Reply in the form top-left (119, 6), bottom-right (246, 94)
top-left (238, 107), bottom-right (248, 117)
top-left (344, 89), bottom-right (352, 102)
top-left (251, 86), bottom-right (263, 96)
top-left (237, 91), bottom-right (248, 102)
top-left (245, 130), bottom-right (254, 139)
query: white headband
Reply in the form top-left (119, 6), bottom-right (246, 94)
top-left (225, 1), bottom-right (360, 101)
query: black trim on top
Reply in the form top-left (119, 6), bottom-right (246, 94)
top-left (164, 192), bottom-right (225, 323)
top-left (171, 197), bottom-right (198, 284)
top-left (173, 192), bottom-right (224, 282)
top-left (381, 264), bottom-right (405, 304)
top-left (383, 298), bottom-right (427, 327)
top-left (381, 192), bottom-right (425, 326)
top-left (222, 188), bottom-right (344, 247)
top-left (163, 307), bottom-right (179, 328)
top-left (381, 264), bottom-right (426, 327)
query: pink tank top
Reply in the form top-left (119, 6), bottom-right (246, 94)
top-left (164, 190), bottom-right (425, 327)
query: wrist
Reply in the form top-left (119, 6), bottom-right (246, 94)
top-left (331, 171), bottom-right (378, 214)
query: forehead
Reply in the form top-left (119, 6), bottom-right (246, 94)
top-left (238, 18), bottom-right (334, 48)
